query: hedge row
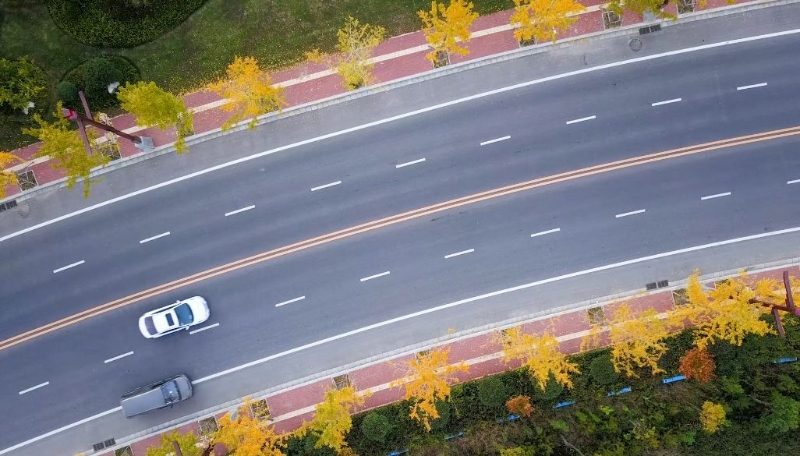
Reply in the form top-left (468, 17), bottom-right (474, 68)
top-left (287, 321), bottom-right (800, 455)
top-left (47, 0), bottom-right (207, 48)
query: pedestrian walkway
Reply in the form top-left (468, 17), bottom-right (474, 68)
top-left (98, 263), bottom-right (795, 456)
top-left (1, 0), bottom-right (756, 200)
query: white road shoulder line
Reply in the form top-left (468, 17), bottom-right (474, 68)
top-left (190, 225), bottom-right (800, 386)
top-left (4, 28), bottom-right (800, 245)
top-left (651, 98), bottom-right (682, 106)
top-left (311, 181), bottom-right (342, 192)
top-left (53, 260), bottom-right (85, 274)
top-left (737, 82), bottom-right (768, 91)
top-left (19, 382), bottom-right (49, 395)
top-left (396, 158), bottom-right (426, 169)
top-left (701, 192), bottom-right (731, 201)
top-left (444, 249), bottom-right (475, 259)
top-left (531, 228), bottom-right (561, 238)
top-left (139, 232), bottom-right (171, 244)
top-left (225, 205), bottom-right (255, 217)
top-left (275, 296), bottom-right (306, 307)
top-left (360, 271), bottom-right (390, 282)
top-left (190, 323), bottom-right (220, 335)
top-left (104, 351), bottom-right (134, 364)
top-left (480, 136), bottom-right (510, 146)
top-left (566, 115), bottom-right (596, 125)
top-left (615, 209), bottom-right (646, 218)
top-left (787, 179), bottom-right (800, 185)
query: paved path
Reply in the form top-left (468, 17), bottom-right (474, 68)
top-left (103, 264), bottom-right (796, 456)
top-left (1, 0), bottom-right (751, 199)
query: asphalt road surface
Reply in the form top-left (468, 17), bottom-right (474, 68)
top-left (2, 5), bottom-right (800, 454)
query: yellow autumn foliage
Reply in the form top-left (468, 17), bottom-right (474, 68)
top-left (0, 152), bottom-right (20, 197)
top-left (499, 326), bottom-right (579, 390)
top-left (309, 386), bottom-right (368, 452)
top-left (699, 401), bottom-right (727, 434)
top-left (214, 401), bottom-right (284, 456)
top-left (209, 56), bottom-right (286, 130)
top-left (391, 348), bottom-right (468, 431)
top-left (609, 304), bottom-right (670, 378)
top-left (510, 0), bottom-right (585, 44)
top-left (335, 16), bottom-right (386, 90)
top-left (418, 0), bottom-right (479, 63)
top-left (676, 270), bottom-right (773, 349)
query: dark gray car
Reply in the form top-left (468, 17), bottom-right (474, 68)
top-left (120, 374), bottom-right (193, 418)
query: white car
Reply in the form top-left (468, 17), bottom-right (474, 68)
top-left (138, 297), bottom-right (210, 339)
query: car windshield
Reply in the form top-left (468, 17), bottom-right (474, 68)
top-left (160, 380), bottom-right (181, 404)
top-left (143, 316), bottom-right (156, 335)
top-left (174, 303), bottom-right (194, 325)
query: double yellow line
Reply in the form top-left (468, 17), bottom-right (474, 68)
top-left (3, 125), bottom-right (800, 352)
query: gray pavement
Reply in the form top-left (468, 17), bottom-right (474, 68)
top-left (3, 3), bottom-right (800, 455)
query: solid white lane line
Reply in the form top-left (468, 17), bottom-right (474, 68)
top-left (311, 181), bottom-right (342, 192)
top-left (190, 323), bottom-right (219, 335)
top-left (104, 351), bottom-right (134, 364)
top-left (737, 82), bottom-right (768, 91)
top-left (53, 260), bottom-right (85, 274)
top-left (4, 28), bottom-right (800, 246)
top-left (360, 271), bottom-right (390, 282)
top-left (0, 406), bottom-right (121, 455)
top-left (615, 209), bottom-right (646, 218)
top-left (224, 205), bottom-right (255, 217)
top-left (18, 382), bottom-right (49, 395)
top-left (701, 192), bottom-right (731, 201)
top-left (444, 249), bottom-right (475, 259)
top-left (139, 231), bottom-right (171, 244)
top-left (787, 179), bottom-right (800, 185)
top-left (651, 98), bottom-right (682, 106)
top-left (566, 115), bottom-right (596, 125)
top-left (396, 158), bottom-right (426, 168)
top-left (480, 136), bottom-right (510, 146)
top-left (192, 225), bottom-right (800, 386)
top-left (531, 228), bottom-right (561, 238)
top-left (275, 296), bottom-right (306, 307)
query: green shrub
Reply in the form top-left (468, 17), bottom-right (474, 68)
top-left (48, 0), bottom-right (208, 48)
top-left (61, 55), bottom-right (139, 110)
top-left (361, 412), bottom-right (392, 444)
top-left (532, 375), bottom-right (564, 402)
top-left (477, 376), bottom-right (509, 411)
top-left (56, 80), bottom-right (78, 105)
top-left (589, 354), bottom-right (620, 386)
top-left (430, 400), bottom-right (451, 432)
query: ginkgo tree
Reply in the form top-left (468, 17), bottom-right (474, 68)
top-left (510, 0), bottom-right (585, 44)
top-left (145, 430), bottom-right (203, 456)
top-left (499, 326), bottom-right (580, 389)
top-left (608, 303), bottom-right (671, 378)
top-left (334, 16), bottom-right (386, 90)
top-left (675, 270), bottom-right (774, 349)
top-left (308, 385), bottom-right (368, 453)
top-left (22, 102), bottom-right (110, 197)
top-left (117, 81), bottom-right (194, 153)
top-left (418, 0), bottom-right (480, 66)
top-left (391, 347), bottom-right (468, 431)
top-left (214, 402), bottom-right (284, 456)
top-left (210, 56), bottom-right (287, 130)
top-left (0, 152), bottom-right (20, 198)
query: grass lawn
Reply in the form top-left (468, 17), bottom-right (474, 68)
top-left (0, 0), bottom-right (513, 150)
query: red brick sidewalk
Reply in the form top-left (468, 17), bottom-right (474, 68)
top-left (1, 0), bottom-right (753, 199)
top-left (110, 264), bottom-right (794, 456)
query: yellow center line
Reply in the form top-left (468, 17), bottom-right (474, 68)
top-left (3, 125), bottom-right (800, 351)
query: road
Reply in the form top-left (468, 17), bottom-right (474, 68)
top-left (2, 5), bottom-right (800, 454)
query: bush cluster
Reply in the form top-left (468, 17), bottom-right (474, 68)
top-left (47, 0), bottom-right (207, 48)
top-left (59, 56), bottom-right (140, 110)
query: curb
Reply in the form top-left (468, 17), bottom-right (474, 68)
top-left (5, 0), bottom-right (798, 206)
top-left (94, 256), bottom-right (800, 455)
